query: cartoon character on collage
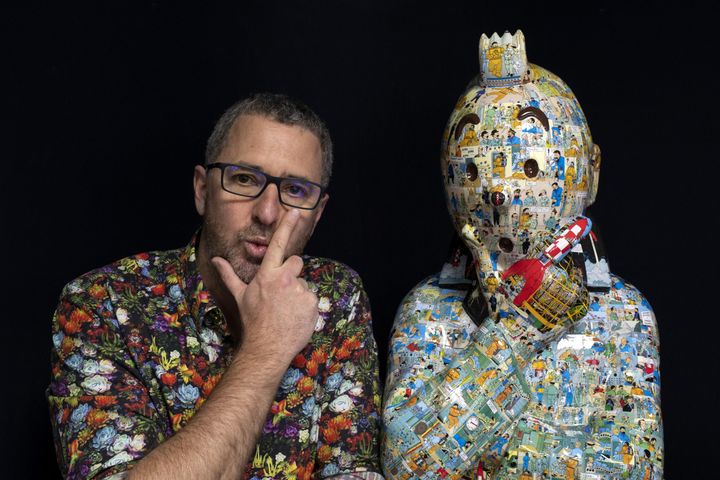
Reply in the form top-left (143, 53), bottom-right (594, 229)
top-left (382, 31), bottom-right (663, 480)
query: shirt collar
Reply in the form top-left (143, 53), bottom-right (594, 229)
top-left (179, 228), bottom-right (226, 332)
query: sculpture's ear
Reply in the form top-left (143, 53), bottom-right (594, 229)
top-left (586, 144), bottom-right (601, 207)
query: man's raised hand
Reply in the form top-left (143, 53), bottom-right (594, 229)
top-left (211, 209), bottom-right (319, 365)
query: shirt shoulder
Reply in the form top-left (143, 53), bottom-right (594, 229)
top-left (58, 247), bottom-right (183, 305)
top-left (301, 256), bottom-right (373, 335)
top-left (302, 255), bottom-right (366, 294)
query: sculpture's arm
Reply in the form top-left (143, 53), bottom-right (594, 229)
top-left (495, 281), bottom-right (664, 479)
top-left (577, 286), bottom-right (664, 478)
top-left (381, 286), bottom-right (535, 479)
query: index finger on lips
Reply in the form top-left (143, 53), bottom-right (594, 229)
top-left (262, 208), bottom-right (300, 269)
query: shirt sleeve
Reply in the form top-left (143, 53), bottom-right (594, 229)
top-left (47, 277), bottom-right (167, 479)
top-left (315, 269), bottom-right (383, 478)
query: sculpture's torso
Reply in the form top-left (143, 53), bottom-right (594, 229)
top-left (383, 273), bottom-right (663, 479)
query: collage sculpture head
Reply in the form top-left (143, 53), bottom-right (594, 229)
top-left (441, 30), bottom-right (601, 333)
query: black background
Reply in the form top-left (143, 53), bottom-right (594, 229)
top-left (3, 2), bottom-right (714, 478)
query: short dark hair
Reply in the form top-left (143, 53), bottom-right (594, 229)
top-left (205, 93), bottom-right (333, 186)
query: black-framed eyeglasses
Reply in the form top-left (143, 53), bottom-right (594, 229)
top-left (205, 162), bottom-right (326, 210)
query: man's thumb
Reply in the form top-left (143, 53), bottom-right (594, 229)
top-left (211, 256), bottom-right (247, 298)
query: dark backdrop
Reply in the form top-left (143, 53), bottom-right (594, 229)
top-left (3, 2), bottom-right (714, 478)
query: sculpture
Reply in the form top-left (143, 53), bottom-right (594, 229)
top-left (382, 30), bottom-right (663, 479)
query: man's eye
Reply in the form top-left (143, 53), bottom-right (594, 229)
top-left (282, 182), bottom-right (310, 198)
top-left (232, 173), bottom-right (259, 185)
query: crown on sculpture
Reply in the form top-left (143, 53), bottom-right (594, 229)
top-left (478, 29), bottom-right (529, 87)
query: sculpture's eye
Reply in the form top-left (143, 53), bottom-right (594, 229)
top-left (499, 237), bottom-right (514, 253)
top-left (490, 191), bottom-right (505, 206)
top-left (466, 162), bottom-right (478, 181)
top-left (524, 159), bottom-right (539, 178)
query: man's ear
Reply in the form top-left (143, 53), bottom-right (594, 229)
top-left (309, 193), bottom-right (329, 236)
top-left (193, 165), bottom-right (208, 216)
top-left (586, 144), bottom-right (602, 207)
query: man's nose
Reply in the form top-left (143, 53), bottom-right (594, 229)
top-left (252, 183), bottom-right (283, 226)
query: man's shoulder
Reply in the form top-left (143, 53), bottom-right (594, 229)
top-left (302, 255), bottom-right (366, 292)
top-left (302, 256), bottom-right (374, 336)
top-left (58, 245), bottom-right (184, 304)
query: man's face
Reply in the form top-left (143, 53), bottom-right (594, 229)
top-left (194, 114), bottom-right (328, 283)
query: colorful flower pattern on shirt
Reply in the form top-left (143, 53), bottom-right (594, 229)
top-left (47, 232), bottom-right (382, 480)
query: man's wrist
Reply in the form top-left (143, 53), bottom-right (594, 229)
top-left (231, 344), bottom-right (292, 380)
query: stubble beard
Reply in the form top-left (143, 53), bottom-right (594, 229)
top-left (201, 209), bottom-right (313, 284)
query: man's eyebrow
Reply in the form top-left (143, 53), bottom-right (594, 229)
top-left (233, 162), bottom-right (316, 184)
top-left (284, 173), bottom-right (316, 183)
top-left (236, 162), bottom-right (264, 170)
top-left (517, 106), bottom-right (549, 131)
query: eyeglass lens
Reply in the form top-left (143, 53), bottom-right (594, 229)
top-left (223, 165), bottom-right (321, 209)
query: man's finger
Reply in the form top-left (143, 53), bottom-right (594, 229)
top-left (263, 209), bottom-right (300, 268)
top-left (211, 257), bottom-right (247, 299)
top-left (284, 255), bottom-right (304, 277)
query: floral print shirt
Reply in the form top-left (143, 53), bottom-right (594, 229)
top-left (47, 231), bottom-right (383, 480)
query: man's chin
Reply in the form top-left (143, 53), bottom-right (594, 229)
top-left (230, 257), bottom-right (262, 284)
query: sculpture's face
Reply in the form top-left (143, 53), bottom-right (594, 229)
top-left (441, 63), bottom-right (600, 275)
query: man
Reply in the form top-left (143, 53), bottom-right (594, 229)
top-left (552, 150), bottom-right (565, 180)
top-left (47, 94), bottom-right (384, 480)
top-left (551, 181), bottom-right (563, 207)
top-left (382, 31), bottom-right (663, 479)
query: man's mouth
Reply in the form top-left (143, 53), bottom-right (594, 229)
top-left (244, 238), bottom-right (269, 258)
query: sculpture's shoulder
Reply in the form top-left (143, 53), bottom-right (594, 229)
top-left (387, 274), bottom-right (477, 381)
top-left (393, 274), bottom-right (470, 327)
top-left (584, 272), bottom-right (660, 345)
top-left (605, 273), bottom-right (654, 310)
